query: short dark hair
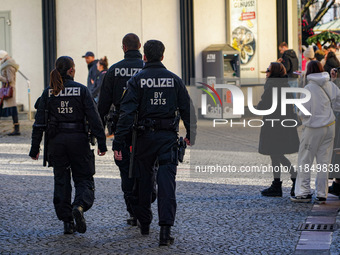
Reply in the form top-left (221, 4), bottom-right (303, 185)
top-left (279, 42), bottom-right (288, 48)
top-left (306, 60), bottom-right (323, 76)
top-left (122, 33), bottom-right (140, 50)
top-left (143, 40), bottom-right (165, 62)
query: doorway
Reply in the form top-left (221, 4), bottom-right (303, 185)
top-left (0, 11), bottom-right (11, 54)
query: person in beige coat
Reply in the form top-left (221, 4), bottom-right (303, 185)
top-left (0, 50), bottom-right (20, 135)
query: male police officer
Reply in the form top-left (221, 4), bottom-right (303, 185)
top-left (113, 40), bottom-right (196, 246)
top-left (98, 33), bottom-right (143, 226)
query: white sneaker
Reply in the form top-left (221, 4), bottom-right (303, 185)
top-left (290, 194), bottom-right (312, 203)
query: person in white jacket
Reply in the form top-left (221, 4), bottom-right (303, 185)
top-left (291, 60), bottom-right (340, 204)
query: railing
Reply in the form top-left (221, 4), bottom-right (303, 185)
top-left (17, 70), bottom-right (31, 120)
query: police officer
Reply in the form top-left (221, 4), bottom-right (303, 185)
top-left (29, 56), bottom-right (107, 234)
top-left (98, 33), bottom-right (143, 226)
top-left (113, 40), bottom-right (197, 246)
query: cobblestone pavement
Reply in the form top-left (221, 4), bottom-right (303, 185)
top-left (0, 119), bottom-right (338, 254)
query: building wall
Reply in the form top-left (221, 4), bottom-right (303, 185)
top-left (288, 0), bottom-right (300, 59)
top-left (257, 0), bottom-right (277, 77)
top-left (194, 0), bottom-right (279, 80)
top-left (0, 0), bottom-right (300, 112)
top-left (56, 0), bottom-right (181, 87)
top-left (194, 0), bottom-right (227, 79)
top-left (0, 0), bottom-right (44, 112)
top-left (194, 0), bottom-right (279, 105)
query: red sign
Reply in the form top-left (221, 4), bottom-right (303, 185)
top-left (241, 12), bottom-right (256, 20)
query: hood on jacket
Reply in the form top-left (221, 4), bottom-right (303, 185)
top-left (283, 49), bottom-right (297, 59)
top-left (306, 72), bottom-right (329, 87)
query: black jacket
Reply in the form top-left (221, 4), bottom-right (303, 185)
top-left (257, 77), bottom-right (299, 155)
top-left (281, 49), bottom-right (299, 78)
top-left (113, 61), bottom-right (197, 151)
top-left (87, 60), bottom-right (100, 88)
top-left (98, 50), bottom-right (144, 125)
top-left (29, 76), bottom-right (107, 157)
top-left (92, 69), bottom-right (107, 102)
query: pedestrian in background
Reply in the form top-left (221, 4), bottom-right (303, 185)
top-left (315, 49), bottom-right (325, 62)
top-left (258, 62), bottom-right (299, 197)
top-left (329, 44), bottom-right (340, 63)
top-left (29, 56), bottom-right (107, 234)
top-left (301, 45), bottom-right (315, 71)
top-left (82, 51), bottom-right (100, 90)
top-left (0, 50), bottom-right (20, 136)
top-left (291, 61), bottom-right (340, 204)
top-left (299, 46), bottom-right (315, 88)
top-left (329, 68), bottom-right (340, 196)
top-left (277, 42), bottom-right (299, 89)
top-left (92, 56), bottom-right (108, 103)
top-left (324, 52), bottom-right (340, 75)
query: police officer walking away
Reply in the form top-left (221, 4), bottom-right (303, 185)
top-left (98, 33), bottom-right (143, 226)
top-left (113, 40), bottom-right (197, 246)
top-left (29, 56), bottom-right (107, 234)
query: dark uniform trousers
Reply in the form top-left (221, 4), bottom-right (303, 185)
top-left (132, 129), bottom-right (177, 227)
top-left (114, 143), bottom-right (134, 216)
top-left (49, 132), bottom-right (95, 222)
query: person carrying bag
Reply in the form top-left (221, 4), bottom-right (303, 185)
top-left (0, 50), bottom-right (20, 135)
top-left (0, 82), bottom-right (13, 105)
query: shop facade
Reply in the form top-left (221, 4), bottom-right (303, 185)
top-left (0, 0), bottom-right (299, 111)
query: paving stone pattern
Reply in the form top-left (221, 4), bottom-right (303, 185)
top-left (0, 119), bottom-right (333, 254)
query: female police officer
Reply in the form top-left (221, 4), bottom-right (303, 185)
top-left (29, 56), bottom-right (107, 234)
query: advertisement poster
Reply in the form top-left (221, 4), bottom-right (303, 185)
top-left (229, 0), bottom-right (259, 80)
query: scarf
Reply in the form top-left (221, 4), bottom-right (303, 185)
top-left (0, 57), bottom-right (19, 72)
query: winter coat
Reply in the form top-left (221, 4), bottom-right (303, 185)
top-left (281, 49), bottom-right (299, 79)
top-left (87, 60), bottom-right (100, 89)
top-left (300, 72), bottom-right (340, 128)
top-left (0, 56), bottom-right (19, 108)
top-left (257, 77), bottom-right (300, 155)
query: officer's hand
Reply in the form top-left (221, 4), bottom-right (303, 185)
top-left (184, 138), bottom-right (191, 146)
top-left (277, 58), bottom-right (283, 63)
top-left (31, 153), bottom-right (40, 160)
top-left (114, 150), bottom-right (122, 161)
top-left (97, 149), bottom-right (106, 156)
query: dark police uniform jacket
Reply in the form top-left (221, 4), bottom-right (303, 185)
top-left (98, 50), bottom-right (143, 125)
top-left (29, 76), bottom-right (107, 157)
top-left (113, 61), bottom-right (196, 151)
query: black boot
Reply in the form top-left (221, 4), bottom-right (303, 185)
top-left (72, 205), bottom-right (86, 233)
top-left (291, 178), bottom-right (296, 197)
top-left (137, 220), bottom-right (150, 235)
top-left (8, 123), bottom-right (20, 136)
top-left (261, 181), bottom-right (282, 197)
top-left (329, 181), bottom-right (340, 196)
top-left (63, 221), bottom-right (75, 234)
top-left (159, 226), bottom-right (174, 246)
top-left (127, 214), bottom-right (137, 226)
